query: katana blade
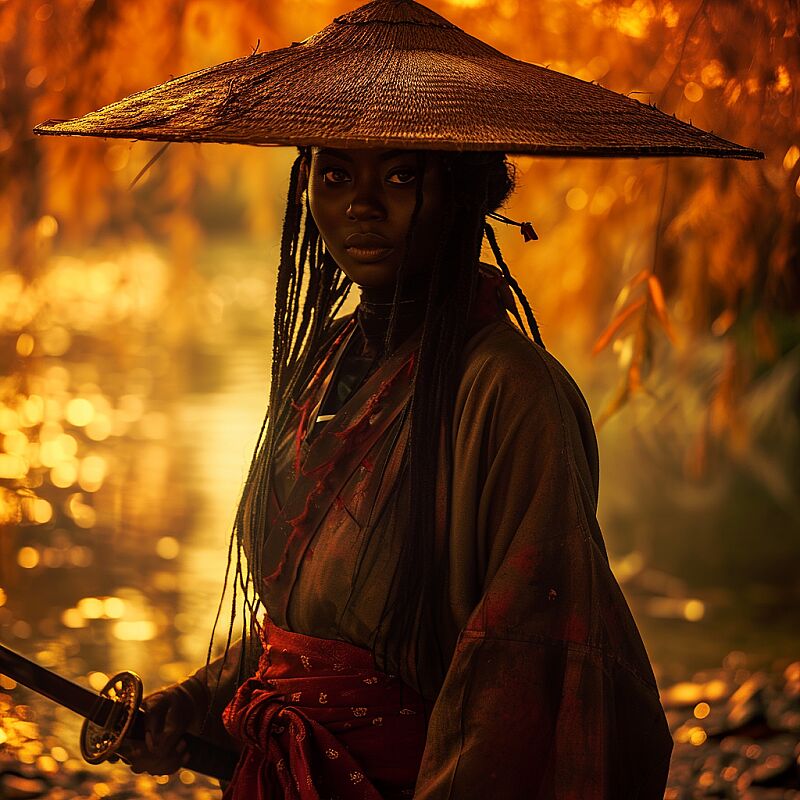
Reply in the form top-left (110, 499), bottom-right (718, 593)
top-left (0, 643), bottom-right (114, 726)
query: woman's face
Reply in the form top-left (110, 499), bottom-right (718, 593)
top-left (305, 147), bottom-right (445, 294)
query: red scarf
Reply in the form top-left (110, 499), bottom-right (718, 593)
top-left (222, 619), bottom-right (427, 799)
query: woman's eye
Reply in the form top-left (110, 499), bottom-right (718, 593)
top-left (320, 167), bottom-right (350, 184)
top-left (387, 168), bottom-right (416, 185)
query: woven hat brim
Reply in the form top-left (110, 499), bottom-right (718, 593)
top-left (33, 5), bottom-right (763, 160)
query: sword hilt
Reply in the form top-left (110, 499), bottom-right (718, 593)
top-left (80, 671), bottom-right (239, 781)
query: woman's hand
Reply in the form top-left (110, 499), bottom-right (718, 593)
top-left (118, 686), bottom-right (196, 775)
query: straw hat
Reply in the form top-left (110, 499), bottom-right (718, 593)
top-left (34, 0), bottom-right (762, 159)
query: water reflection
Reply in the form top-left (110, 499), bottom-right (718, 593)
top-left (0, 241), bottom-right (283, 796)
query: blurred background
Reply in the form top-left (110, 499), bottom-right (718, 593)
top-left (0, 0), bottom-right (797, 797)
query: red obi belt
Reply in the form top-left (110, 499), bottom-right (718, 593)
top-left (222, 619), bottom-right (428, 799)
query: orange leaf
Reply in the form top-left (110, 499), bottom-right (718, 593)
top-left (612, 269), bottom-right (650, 314)
top-left (592, 297), bottom-right (646, 356)
top-left (595, 380), bottom-right (630, 429)
top-left (647, 275), bottom-right (677, 344)
top-left (628, 269), bottom-right (652, 291)
top-left (711, 309), bottom-right (736, 337)
top-left (628, 361), bottom-right (643, 393)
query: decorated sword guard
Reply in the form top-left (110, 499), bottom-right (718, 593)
top-left (79, 670), bottom-right (143, 765)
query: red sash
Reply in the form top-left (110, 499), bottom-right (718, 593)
top-left (222, 619), bottom-right (427, 800)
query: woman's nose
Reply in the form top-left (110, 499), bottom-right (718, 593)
top-left (346, 186), bottom-right (386, 221)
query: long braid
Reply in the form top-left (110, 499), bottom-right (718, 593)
top-left (484, 221), bottom-right (545, 349)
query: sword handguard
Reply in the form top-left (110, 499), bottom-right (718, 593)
top-left (79, 670), bottom-right (240, 781)
top-left (80, 670), bottom-right (142, 765)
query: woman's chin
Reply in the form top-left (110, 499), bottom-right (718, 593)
top-left (336, 258), bottom-right (402, 291)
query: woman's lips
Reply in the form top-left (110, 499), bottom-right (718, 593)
top-left (344, 245), bottom-right (395, 262)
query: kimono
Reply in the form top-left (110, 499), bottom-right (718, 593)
top-left (186, 265), bottom-right (673, 799)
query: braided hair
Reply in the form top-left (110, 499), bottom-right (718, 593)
top-left (210, 147), bottom-right (544, 691)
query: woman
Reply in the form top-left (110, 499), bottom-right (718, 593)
top-left (119, 144), bottom-right (673, 798)
top-left (34, 0), bottom-right (760, 796)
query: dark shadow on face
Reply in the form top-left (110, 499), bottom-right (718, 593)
top-left (305, 147), bottom-right (446, 300)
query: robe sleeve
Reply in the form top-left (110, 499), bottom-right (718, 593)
top-left (180, 636), bottom-right (260, 747)
top-left (414, 322), bottom-right (673, 799)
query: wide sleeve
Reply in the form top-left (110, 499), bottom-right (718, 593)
top-left (414, 323), bottom-right (673, 799)
top-left (179, 636), bottom-right (261, 746)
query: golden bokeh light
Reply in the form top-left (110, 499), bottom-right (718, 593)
top-left (20, 395), bottom-right (44, 426)
top-left (29, 498), bottom-right (53, 524)
top-left (65, 398), bottom-right (94, 427)
top-left (3, 429), bottom-right (29, 456)
top-left (61, 608), bottom-right (87, 629)
top-left (36, 215), bottom-right (58, 239)
top-left (0, 454), bottom-right (27, 480)
top-left (683, 600), bottom-right (705, 622)
top-left (0, 407), bottom-right (20, 432)
top-left (689, 728), bottom-right (707, 746)
top-left (156, 536), bottom-right (181, 560)
top-left (50, 460), bottom-right (78, 488)
top-left (77, 597), bottom-right (105, 619)
top-left (85, 414), bottom-right (112, 441)
top-left (87, 671), bottom-right (110, 692)
top-left (179, 769), bottom-right (196, 785)
top-left (700, 60), bottom-right (726, 88)
top-left (589, 186), bottom-right (618, 216)
top-left (103, 596), bottom-right (126, 619)
top-left (36, 754), bottom-right (58, 774)
top-left (50, 746), bottom-right (68, 763)
top-left (113, 620), bottom-right (158, 641)
top-left (15, 332), bottom-right (34, 357)
top-left (17, 547), bottom-right (40, 569)
top-left (565, 187), bottom-right (589, 211)
top-left (683, 81), bottom-right (704, 103)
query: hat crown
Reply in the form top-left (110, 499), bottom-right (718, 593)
top-left (303, 0), bottom-right (505, 57)
top-left (333, 0), bottom-right (455, 28)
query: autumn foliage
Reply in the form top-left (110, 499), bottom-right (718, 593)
top-left (0, 0), bottom-right (797, 472)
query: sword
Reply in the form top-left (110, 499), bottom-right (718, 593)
top-left (0, 643), bottom-right (238, 781)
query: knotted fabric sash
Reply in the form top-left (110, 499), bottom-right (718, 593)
top-left (222, 619), bottom-right (428, 799)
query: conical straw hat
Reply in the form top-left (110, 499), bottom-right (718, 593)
top-left (34, 0), bottom-right (762, 159)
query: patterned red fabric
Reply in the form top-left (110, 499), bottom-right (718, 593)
top-left (222, 618), bottom-right (427, 800)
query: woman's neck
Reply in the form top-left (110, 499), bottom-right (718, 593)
top-left (355, 270), bottom-right (432, 356)
top-left (356, 268), bottom-right (433, 305)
